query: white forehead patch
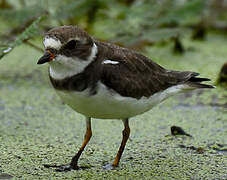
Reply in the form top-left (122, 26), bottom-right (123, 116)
top-left (43, 37), bottom-right (62, 50)
top-left (102, 60), bottom-right (119, 65)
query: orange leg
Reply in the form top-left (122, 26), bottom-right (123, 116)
top-left (70, 117), bottom-right (92, 169)
top-left (112, 119), bottom-right (130, 167)
top-left (44, 117), bottom-right (92, 171)
top-left (104, 119), bottom-right (130, 169)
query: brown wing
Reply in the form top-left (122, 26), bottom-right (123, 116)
top-left (100, 50), bottom-right (199, 99)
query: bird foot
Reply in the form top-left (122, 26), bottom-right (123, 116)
top-left (44, 163), bottom-right (91, 172)
top-left (102, 163), bottom-right (117, 170)
top-left (43, 164), bottom-right (79, 172)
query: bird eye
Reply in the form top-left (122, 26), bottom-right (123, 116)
top-left (65, 40), bottom-right (77, 50)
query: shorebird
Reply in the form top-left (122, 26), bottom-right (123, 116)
top-left (37, 25), bottom-right (214, 171)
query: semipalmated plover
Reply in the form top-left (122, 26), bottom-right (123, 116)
top-left (37, 26), bottom-right (214, 171)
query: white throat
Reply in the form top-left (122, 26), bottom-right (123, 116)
top-left (49, 43), bottom-right (98, 80)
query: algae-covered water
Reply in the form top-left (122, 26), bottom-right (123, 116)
top-left (0, 33), bottom-right (226, 179)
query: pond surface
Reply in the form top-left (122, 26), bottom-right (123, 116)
top-left (0, 33), bottom-right (226, 179)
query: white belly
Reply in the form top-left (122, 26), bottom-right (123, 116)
top-left (55, 82), bottom-right (186, 119)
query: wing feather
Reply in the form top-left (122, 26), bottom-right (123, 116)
top-left (97, 41), bottom-right (213, 99)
